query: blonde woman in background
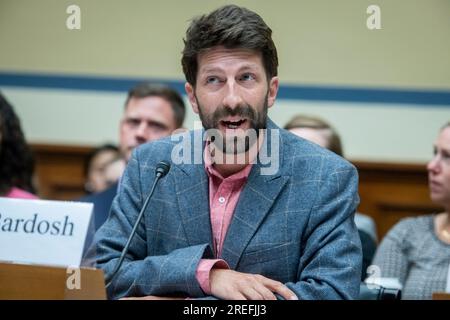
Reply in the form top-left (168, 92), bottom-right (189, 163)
top-left (372, 122), bottom-right (450, 299)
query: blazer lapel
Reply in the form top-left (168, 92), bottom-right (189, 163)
top-left (221, 121), bottom-right (288, 269)
top-left (174, 130), bottom-right (213, 249)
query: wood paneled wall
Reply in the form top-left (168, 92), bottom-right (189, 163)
top-left (30, 144), bottom-right (441, 241)
top-left (31, 144), bottom-right (92, 201)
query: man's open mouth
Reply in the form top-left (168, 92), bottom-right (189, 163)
top-left (220, 119), bottom-right (247, 129)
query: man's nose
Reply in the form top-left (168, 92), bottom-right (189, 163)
top-left (222, 80), bottom-right (244, 109)
top-left (135, 122), bottom-right (150, 143)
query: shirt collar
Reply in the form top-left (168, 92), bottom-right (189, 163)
top-left (203, 141), bottom-right (253, 182)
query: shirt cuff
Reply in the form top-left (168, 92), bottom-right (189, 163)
top-left (196, 259), bottom-right (229, 295)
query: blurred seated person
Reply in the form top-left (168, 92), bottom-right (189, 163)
top-left (0, 92), bottom-right (38, 199)
top-left (372, 122), bottom-right (450, 299)
top-left (79, 83), bottom-right (186, 230)
top-left (103, 156), bottom-right (126, 187)
top-left (84, 144), bottom-right (124, 194)
top-left (284, 114), bottom-right (377, 280)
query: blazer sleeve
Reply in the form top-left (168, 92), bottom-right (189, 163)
top-left (286, 161), bottom-right (362, 299)
top-left (90, 148), bottom-right (213, 299)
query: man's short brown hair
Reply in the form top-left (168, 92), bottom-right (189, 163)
top-left (125, 83), bottom-right (186, 129)
top-left (181, 4), bottom-right (278, 86)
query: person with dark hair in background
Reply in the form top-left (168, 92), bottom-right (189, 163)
top-left (372, 122), bottom-right (450, 299)
top-left (79, 83), bottom-right (186, 230)
top-left (93, 5), bottom-right (362, 300)
top-left (285, 114), bottom-right (377, 280)
top-left (83, 144), bottom-right (124, 194)
top-left (0, 92), bottom-right (37, 199)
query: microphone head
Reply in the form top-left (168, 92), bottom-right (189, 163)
top-left (155, 161), bottom-right (170, 178)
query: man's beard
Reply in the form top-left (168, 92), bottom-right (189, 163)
top-left (196, 93), bottom-right (269, 155)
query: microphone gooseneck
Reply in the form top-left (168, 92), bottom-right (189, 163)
top-left (104, 161), bottom-right (170, 289)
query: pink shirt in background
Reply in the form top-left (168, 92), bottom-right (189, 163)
top-left (195, 146), bottom-right (253, 294)
top-left (4, 187), bottom-right (38, 200)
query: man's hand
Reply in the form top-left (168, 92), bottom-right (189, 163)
top-left (210, 269), bottom-right (298, 300)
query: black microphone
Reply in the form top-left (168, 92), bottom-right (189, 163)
top-left (104, 161), bottom-right (170, 289)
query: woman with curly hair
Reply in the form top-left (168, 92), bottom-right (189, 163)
top-left (0, 92), bottom-right (38, 199)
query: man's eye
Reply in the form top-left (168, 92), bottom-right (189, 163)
top-left (206, 76), bottom-right (221, 84)
top-left (126, 119), bottom-right (140, 126)
top-left (240, 73), bottom-right (255, 81)
top-left (148, 123), bottom-right (167, 132)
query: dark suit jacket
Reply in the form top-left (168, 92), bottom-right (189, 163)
top-left (92, 119), bottom-right (362, 299)
top-left (79, 182), bottom-right (118, 230)
top-left (359, 229), bottom-right (377, 281)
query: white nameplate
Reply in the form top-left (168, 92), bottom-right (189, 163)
top-left (0, 198), bottom-right (93, 267)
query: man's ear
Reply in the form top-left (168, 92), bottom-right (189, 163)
top-left (185, 82), bottom-right (199, 114)
top-left (267, 76), bottom-right (279, 109)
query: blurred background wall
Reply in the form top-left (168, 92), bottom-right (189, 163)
top-left (1, 0), bottom-right (449, 163)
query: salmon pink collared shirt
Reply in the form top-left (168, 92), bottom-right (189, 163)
top-left (195, 144), bottom-right (253, 294)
